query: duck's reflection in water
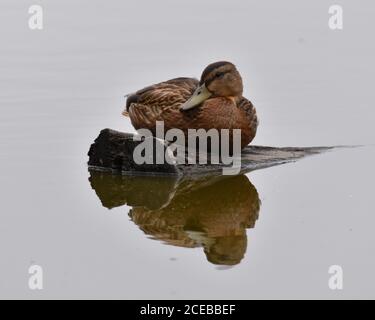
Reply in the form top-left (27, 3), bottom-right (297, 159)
top-left (89, 171), bottom-right (261, 266)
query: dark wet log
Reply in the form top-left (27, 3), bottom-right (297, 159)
top-left (88, 128), bottom-right (333, 176)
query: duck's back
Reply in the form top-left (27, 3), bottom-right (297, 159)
top-left (124, 77), bottom-right (198, 130)
top-left (125, 78), bottom-right (198, 111)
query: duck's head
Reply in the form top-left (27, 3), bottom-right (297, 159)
top-left (181, 61), bottom-right (243, 110)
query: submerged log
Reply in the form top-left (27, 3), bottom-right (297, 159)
top-left (87, 128), bottom-right (333, 176)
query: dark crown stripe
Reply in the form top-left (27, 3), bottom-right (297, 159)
top-left (200, 61), bottom-right (233, 84)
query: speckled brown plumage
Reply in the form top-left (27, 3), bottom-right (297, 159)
top-left (123, 62), bottom-right (258, 149)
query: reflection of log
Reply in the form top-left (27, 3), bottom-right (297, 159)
top-left (89, 171), bottom-right (260, 265)
top-left (88, 128), bottom-right (333, 176)
top-left (89, 173), bottom-right (179, 209)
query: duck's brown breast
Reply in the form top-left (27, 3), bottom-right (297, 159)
top-left (163, 97), bottom-right (258, 149)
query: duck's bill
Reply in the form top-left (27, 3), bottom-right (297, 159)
top-left (180, 84), bottom-right (212, 110)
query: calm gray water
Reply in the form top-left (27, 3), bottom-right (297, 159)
top-left (1, 0), bottom-right (374, 299)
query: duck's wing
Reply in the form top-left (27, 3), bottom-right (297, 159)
top-left (124, 77), bottom-right (198, 113)
top-left (123, 77), bottom-right (198, 130)
top-left (237, 97), bottom-right (259, 129)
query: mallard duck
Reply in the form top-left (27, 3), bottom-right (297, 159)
top-left (123, 61), bottom-right (258, 149)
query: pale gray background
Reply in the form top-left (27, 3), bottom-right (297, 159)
top-left (0, 0), bottom-right (374, 299)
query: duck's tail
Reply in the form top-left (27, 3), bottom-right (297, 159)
top-left (122, 92), bottom-right (137, 117)
top-left (122, 91), bottom-right (140, 118)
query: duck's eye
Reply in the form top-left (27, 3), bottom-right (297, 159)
top-left (216, 72), bottom-right (224, 79)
